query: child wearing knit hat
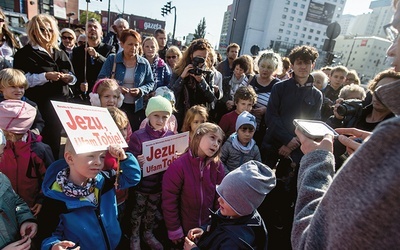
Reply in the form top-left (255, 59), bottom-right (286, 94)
top-left (128, 95), bottom-right (175, 249)
top-left (184, 160), bottom-right (276, 250)
top-left (221, 111), bottom-right (261, 174)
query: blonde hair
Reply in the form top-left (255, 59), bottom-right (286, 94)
top-left (142, 36), bottom-right (159, 55)
top-left (181, 105), bottom-right (208, 133)
top-left (64, 138), bottom-right (76, 155)
top-left (254, 50), bottom-right (283, 75)
top-left (27, 14), bottom-right (60, 49)
top-left (339, 84), bottom-right (366, 100)
top-left (190, 122), bottom-right (224, 162)
top-left (107, 106), bottom-right (128, 131)
top-left (95, 78), bottom-right (122, 97)
top-left (0, 68), bottom-right (29, 90)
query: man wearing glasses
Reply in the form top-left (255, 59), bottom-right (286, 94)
top-left (385, 0), bottom-right (400, 71)
top-left (71, 18), bottom-right (115, 103)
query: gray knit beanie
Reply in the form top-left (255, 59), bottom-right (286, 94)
top-left (235, 111), bottom-right (257, 131)
top-left (216, 160), bottom-right (276, 216)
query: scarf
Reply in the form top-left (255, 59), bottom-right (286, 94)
top-left (231, 133), bottom-right (255, 154)
top-left (230, 75), bottom-right (248, 99)
top-left (56, 167), bottom-right (98, 205)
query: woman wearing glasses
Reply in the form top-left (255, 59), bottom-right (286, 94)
top-left (165, 46), bottom-right (182, 72)
top-left (13, 14), bottom-right (76, 159)
top-left (59, 28), bottom-right (76, 59)
top-left (0, 7), bottom-right (21, 69)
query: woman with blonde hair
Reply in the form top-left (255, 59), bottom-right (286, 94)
top-left (13, 14), bottom-right (76, 159)
top-left (165, 45), bottom-right (182, 72)
top-left (0, 7), bottom-right (21, 69)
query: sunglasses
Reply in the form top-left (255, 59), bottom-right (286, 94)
top-left (167, 55), bottom-right (177, 59)
top-left (0, 18), bottom-right (4, 23)
top-left (62, 36), bottom-right (74, 40)
top-left (40, 27), bottom-right (54, 33)
top-left (239, 125), bottom-right (255, 132)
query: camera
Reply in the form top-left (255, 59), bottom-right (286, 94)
top-left (188, 56), bottom-right (211, 75)
top-left (336, 99), bottom-right (363, 117)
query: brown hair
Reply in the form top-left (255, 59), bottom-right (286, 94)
top-left (288, 45), bottom-right (319, 64)
top-left (174, 38), bottom-right (213, 75)
top-left (120, 29), bottom-right (142, 44)
top-left (181, 105), bottom-right (208, 133)
top-left (234, 85), bottom-right (257, 104)
top-left (368, 69), bottom-right (400, 92)
top-left (190, 122), bottom-right (224, 162)
top-left (0, 8), bottom-right (20, 49)
top-left (227, 43), bottom-right (240, 53)
top-left (107, 106), bottom-right (129, 130)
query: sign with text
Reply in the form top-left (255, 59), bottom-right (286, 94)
top-left (142, 132), bottom-right (189, 177)
top-left (51, 101), bottom-right (128, 154)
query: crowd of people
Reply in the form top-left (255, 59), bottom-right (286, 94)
top-left (0, 1), bottom-right (400, 249)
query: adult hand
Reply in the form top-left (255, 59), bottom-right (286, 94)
top-left (226, 100), bottom-right (234, 110)
top-left (120, 86), bottom-right (130, 94)
top-left (295, 128), bottom-right (333, 155)
top-left (191, 74), bottom-right (203, 83)
top-left (60, 73), bottom-right (73, 84)
top-left (278, 145), bottom-right (292, 158)
top-left (184, 237), bottom-right (197, 250)
top-left (336, 127), bottom-right (371, 155)
top-left (129, 88), bottom-right (140, 97)
top-left (252, 106), bottom-right (267, 118)
top-left (333, 98), bottom-right (345, 120)
top-left (45, 72), bottom-right (62, 81)
top-left (287, 137), bottom-right (300, 150)
top-left (2, 236), bottom-right (31, 250)
top-left (30, 203), bottom-right (42, 216)
top-left (181, 64), bottom-right (194, 79)
top-left (85, 47), bottom-right (98, 58)
top-left (20, 221), bottom-right (37, 239)
top-left (80, 82), bottom-right (88, 92)
top-left (51, 241), bottom-right (79, 250)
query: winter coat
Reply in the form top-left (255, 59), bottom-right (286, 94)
top-left (37, 153), bottom-right (141, 250)
top-left (162, 150), bottom-right (225, 241)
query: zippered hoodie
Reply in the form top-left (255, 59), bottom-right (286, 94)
top-left (37, 153), bottom-right (140, 250)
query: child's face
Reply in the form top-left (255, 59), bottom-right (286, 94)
top-left (2, 86), bottom-right (25, 100)
top-left (197, 132), bottom-right (223, 158)
top-left (100, 89), bottom-right (119, 107)
top-left (329, 71), bottom-right (346, 89)
top-left (65, 150), bottom-right (106, 185)
top-left (235, 99), bottom-right (253, 114)
top-left (190, 114), bottom-right (206, 133)
top-left (218, 197), bottom-right (240, 218)
top-left (233, 65), bottom-right (245, 79)
top-left (148, 111), bottom-right (170, 131)
top-left (119, 126), bottom-right (128, 140)
top-left (237, 124), bottom-right (255, 146)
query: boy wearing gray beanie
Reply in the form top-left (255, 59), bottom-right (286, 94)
top-left (184, 160), bottom-right (276, 250)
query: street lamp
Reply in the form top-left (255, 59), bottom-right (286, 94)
top-left (66, 12), bottom-right (75, 28)
top-left (161, 1), bottom-right (177, 42)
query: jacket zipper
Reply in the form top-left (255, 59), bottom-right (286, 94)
top-left (94, 193), bottom-right (111, 250)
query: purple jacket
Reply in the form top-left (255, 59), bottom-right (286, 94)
top-left (162, 150), bottom-right (225, 241)
top-left (128, 123), bottom-right (174, 194)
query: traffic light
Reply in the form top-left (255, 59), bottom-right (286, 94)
top-left (326, 52), bottom-right (335, 65)
top-left (161, 1), bottom-right (172, 16)
top-left (161, 7), bottom-right (168, 16)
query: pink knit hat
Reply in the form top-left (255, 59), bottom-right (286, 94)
top-left (0, 100), bottom-right (36, 134)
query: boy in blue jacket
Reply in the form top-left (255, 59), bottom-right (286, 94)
top-left (37, 139), bottom-right (141, 250)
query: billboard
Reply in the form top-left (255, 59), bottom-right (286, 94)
top-left (306, 1), bottom-right (336, 26)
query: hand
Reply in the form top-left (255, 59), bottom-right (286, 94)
top-left (278, 145), bottom-right (292, 158)
top-left (85, 47), bottom-right (98, 58)
top-left (191, 74), bottom-right (203, 83)
top-left (336, 127), bottom-right (371, 155)
top-left (120, 86), bottom-right (130, 94)
top-left (187, 228), bottom-right (203, 241)
top-left (226, 100), bottom-right (234, 110)
top-left (172, 238), bottom-right (183, 245)
top-left (30, 203), bottom-right (42, 216)
top-left (51, 241), bottom-right (79, 250)
top-left (80, 82), bottom-right (88, 92)
top-left (45, 72), bottom-right (62, 81)
top-left (333, 98), bottom-right (344, 120)
top-left (287, 137), bottom-right (300, 150)
top-left (181, 64), bottom-right (194, 79)
top-left (2, 236), bottom-right (31, 250)
top-left (60, 73), bottom-right (73, 84)
top-left (252, 106), bottom-right (267, 118)
top-left (213, 85), bottom-right (219, 94)
top-left (129, 88), bottom-right (140, 97)
top-left (108, 145), bottom-right (127, 160)
top-left (20, 221), bottom-right (37, 238)
top-left (184, 237), bottom-right (197, 250)
top-left (295, 128), bottom-right (334, 155)
top-left (137, 154), bottom-right (145, 167)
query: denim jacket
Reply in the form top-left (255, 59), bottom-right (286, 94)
top-left (98, 52), bottom-right (155, 112)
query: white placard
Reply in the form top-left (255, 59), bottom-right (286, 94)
top-left (142, 132), bottom-right (189, 177)
top-left (51, 101), bottom-right (128, 154)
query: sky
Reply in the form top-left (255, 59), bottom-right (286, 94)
top-left (80, 0), bottom-right (373, 47)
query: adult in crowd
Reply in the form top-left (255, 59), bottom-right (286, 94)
top-left (165, 45), bottom-right (182, 72)
top-left (0, 7), bottom-right (21, 69)
top-left (98, 29), bottom-right (154, 131)
top-left (291, 78), bottom-right (400, 250)
top-left (13, 14), bottom-right (76, 159)
top-left (71, 18), bottom-right (114, 103)
top-left (142, 36), bottom-right (171, 90)
top-left (217, 43), bottom-right (240, 78)
top-left (249, 50), bottom-right (282, 147)
top-left (168, 38), bottom-right (216, 130)
top-left (276, 56), bottom-right (291, 81)
top-left (74, 27), bottom-right (85, 42)
top-left (103, 17), bottom-right (129, 53)
top-left (344, 69), bottom-right (361, 85)
top-left (154, 29), bottom-right (168, 61)
top-left (261, 45), bottom-right (322, 250)
top-left (59, 28), bottom-right (76, 59)
top-left (76, 34), bottom-right (86, 47)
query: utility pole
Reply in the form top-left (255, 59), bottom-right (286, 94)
top-left (161, 1), bottom-right (177, 42)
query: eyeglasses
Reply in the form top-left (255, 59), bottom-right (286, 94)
top-left (40, 27), bottom-right (54, 33)
top-left (239, 126), bottom-right (255, 132)
top-left (62, 36), bottom-right (74, 41)
top-left (383, 23), bottom-right (399, 42)
top-left (167, 55), bottom-right (177, 59)
top-left (0, 18), bottom-right (4, 23)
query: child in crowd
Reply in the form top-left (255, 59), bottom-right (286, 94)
top-left (37, 140), bottom-right (141, 250)
top-left (181, 105), bottom-right (208, 139)
top-left (219, 85), bottom-right (257, 138)
top-left (221, 111), bottom-right (261, 174)
top-left (184, 160), bottom-right (276, 250)
top-left (0, 100), bottom-right (54, 216)
top-left (311, 70), bottom-right (329, 91)
top-left (0, 129), bottom-right (38, 250)
top-left (140, 86), bottom-right (178, 133)
top-left (89, 78), bottom-right (132, 142)
top-left (128, 95), bottom-right (174, 250)
top-left (162, 123), bottom-right (225, 246)
top-left (0, 68), bottom-right (45, 134)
